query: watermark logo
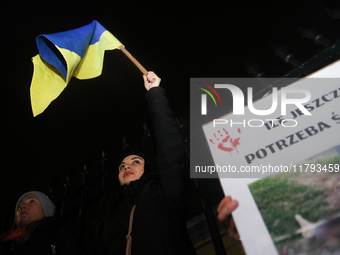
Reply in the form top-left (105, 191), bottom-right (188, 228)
top-left (197, 82), bottom-right (222, 115)
top-left (190, 77), bottom-right (340, 179)
top-left (200, 83), bottom-right (311, 116)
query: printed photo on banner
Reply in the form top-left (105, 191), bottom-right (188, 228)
top-left (248, 145), bottom-right (340, 255)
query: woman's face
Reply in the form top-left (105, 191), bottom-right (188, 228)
top-left (118, 155), bottom-right (145, 185)
top-left (16, 195), bottom-right (45, 226)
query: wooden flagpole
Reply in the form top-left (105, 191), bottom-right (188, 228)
top-left (119, 46), bottom-right (155, 82)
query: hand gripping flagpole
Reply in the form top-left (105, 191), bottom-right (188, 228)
top-left (119, 46), bottom-right (156, 83)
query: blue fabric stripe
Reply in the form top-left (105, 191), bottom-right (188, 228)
top-left (35, 20), bottom-right (106, 81)
top-left (90, 21), bottom-right (106, 45)
top-left (37, 36), bottom-right (68, 80)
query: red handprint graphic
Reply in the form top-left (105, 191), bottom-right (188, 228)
top-left (209, 128), bottom-right (241, 156)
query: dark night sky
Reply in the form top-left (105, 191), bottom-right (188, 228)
top-left (1, 0), bottom-right (340, 228)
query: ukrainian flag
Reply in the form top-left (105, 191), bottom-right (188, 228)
top-left (30, 20), bottom-right (123, 116)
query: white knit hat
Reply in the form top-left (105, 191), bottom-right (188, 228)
top-left (15, 191), bottom-right (55, 220)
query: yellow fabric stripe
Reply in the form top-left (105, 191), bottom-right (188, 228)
top-left (30, 54), bottom-right (69, 116)
top-left (56, 46), bottom-right (82, 83)
top-left (74, 30), bottom-right (123, 79)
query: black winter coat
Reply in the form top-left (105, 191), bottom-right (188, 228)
top-left (98, 87), bottom-right (196, 255)
top-left (0, 217), bottom-right (85, 255)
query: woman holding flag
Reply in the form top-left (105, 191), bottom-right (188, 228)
top-left (24, 20), bottom-right (238, 254)
top-left (95, 72), bottom-right (196, 255)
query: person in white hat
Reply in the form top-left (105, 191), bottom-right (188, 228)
top-left (0, 191), bottom-right (85, 255)
top-left (15, 191), bottom-right (55, 227)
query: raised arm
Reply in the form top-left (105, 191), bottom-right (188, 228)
top-left (143, 72), bottom-right (186, 197)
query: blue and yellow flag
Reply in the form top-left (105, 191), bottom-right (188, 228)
top-left (30, 20), bottom-right (123, 116)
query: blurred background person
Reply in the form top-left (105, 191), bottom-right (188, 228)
top-left (0, 191), bottom-right (85, 255)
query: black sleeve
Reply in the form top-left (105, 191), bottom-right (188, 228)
top-left (145, 87), bottom-right (186, 198)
